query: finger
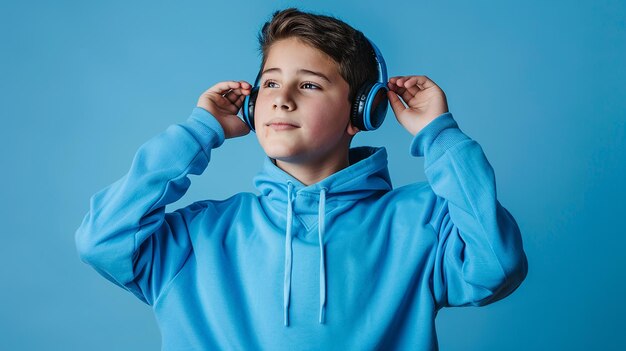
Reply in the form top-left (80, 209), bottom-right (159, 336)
top-left (396, 75), bottom-right (431, 89)
top-left (231, 91), bottom-right (251, 111)
top-left (213, 95), bottom-right (241, 114)
top-left (391, 76), bottom-right (417, 98)
top-left (395, 76), bottom-right (408, 86)
top-left (387, 90), bottom-right (407, 117)
top-left (228, 95), bottom-right (246, 114)
top-left (236, 94), bottom-right (246, 109)
top-left (389, 81), bottom-right (415, 104)
top-left (391, 76), bottom-right (412, 90)
top-left (223, 87), bottom-right (251, 96)
top-left (223, 88), bottom-right (244, 103)
top-left (221, 88), bottom-right (234, 99)
top-left (405, 75), bottom-right (436, 90)
top-left (401, 77), bottom-right (421, 96)
top-left (387, 81), bottom-right (407, 96)
top-left (206, 81), bottom-right (242, 95)
top-left (389, 76), bottom-right (401, 85)
top-left (224, 87), bottom-right (252, 105)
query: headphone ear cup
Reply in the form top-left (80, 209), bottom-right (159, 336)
top-left (350, 83), bottom-right (373, 131)
top-left (243, 86), bottom-right (259, 131)
top-left (363, 83), bottom-right (389, 130)
top-left (351, 82), bottom-right (389, 131)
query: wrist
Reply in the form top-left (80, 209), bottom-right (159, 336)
top-left (180, 107), bottom-right (226, 149)
top-left (409, 112), bottom-right (470, 165)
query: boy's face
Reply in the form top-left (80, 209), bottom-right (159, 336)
top-left (254, 37), bottom-right (357, 166)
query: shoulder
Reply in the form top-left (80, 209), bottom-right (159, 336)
top-left (374, 181), bottom-right (444, 226)
top-left (172, 192), bottom-right (259, 220)
top-left (383, 181), bottom-right (436, 203)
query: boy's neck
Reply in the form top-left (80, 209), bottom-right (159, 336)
top-left (273, 150), bottom-right (351, 186)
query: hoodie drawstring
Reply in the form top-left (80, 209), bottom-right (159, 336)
top-left (318, 188), bottom-right (327, 324)
top-left (283, 182), bottom-right (294, 327)
top-left (283, 183), bottom-right (328, 326)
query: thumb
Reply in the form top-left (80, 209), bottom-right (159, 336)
top-left (221, 115), bottom-right (251, 139)
top-left (387, 90), bottom-right (406, 117)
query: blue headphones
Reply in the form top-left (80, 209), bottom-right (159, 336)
top-left (242, 37), bottom-right (389, 132)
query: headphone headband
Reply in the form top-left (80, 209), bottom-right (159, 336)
top-left (367, 38), bottom-right (388, 85)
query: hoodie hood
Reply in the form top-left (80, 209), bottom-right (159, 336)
top-left (253, 146), bottom-right (392, 327)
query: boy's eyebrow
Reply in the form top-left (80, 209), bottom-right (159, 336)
top-left (261, 67), bottom-right (332, 83)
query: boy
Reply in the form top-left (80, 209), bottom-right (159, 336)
top-left (76, 8), bottom-right (527, 350)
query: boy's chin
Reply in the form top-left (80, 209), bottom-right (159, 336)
top-left (263, 149), bottom-right (310, 165)
top-left (259, 144), bottom-right (299, 161)
top-left (266, 153), bottom-right (300, 164)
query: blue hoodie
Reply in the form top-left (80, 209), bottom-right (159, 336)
top-left (76, 107), bottom-right (527, 350)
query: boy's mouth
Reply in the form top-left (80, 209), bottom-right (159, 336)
top-left (266, 118), bottom-right (300, 130)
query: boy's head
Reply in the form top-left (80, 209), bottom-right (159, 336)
top-left (257, 8), bottom-right (378, 103)
top-left (252, 8), bottom-right (382, 170)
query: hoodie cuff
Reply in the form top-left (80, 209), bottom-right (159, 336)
top-left (409, 112), bottom-right (471, 167)
top-left (179, 107), bottom-right (226, 149)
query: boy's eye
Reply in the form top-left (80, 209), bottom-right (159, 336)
top-left (263, 80), bottom-right (278, 88)
top-left (301, 82), bottom-right (319, 89)
top-left (261, 80), bottom-right (320, 90)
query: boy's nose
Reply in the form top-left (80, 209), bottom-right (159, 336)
top-left (273, 102), bottom-right (295, 111)
top-left (273, 92), bottom-right (295, 111)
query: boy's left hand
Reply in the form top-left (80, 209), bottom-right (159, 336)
top-left (387, 75), bottom-right (449, 136)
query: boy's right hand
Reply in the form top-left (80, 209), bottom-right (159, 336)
top-left (196, 81), bottom-right (252, 139)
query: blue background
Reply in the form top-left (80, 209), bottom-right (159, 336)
top-left (1, 0), bottom-right (624, 349)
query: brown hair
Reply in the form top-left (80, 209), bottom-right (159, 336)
top-left (257, 8), bottom-right (379, 102)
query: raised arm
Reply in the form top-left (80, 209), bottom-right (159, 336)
top-left (75, 81), bottom-right (251, 305)
top-left (388, 75), bottom-right (528, 307)
top-left (413, 112), bottom-right (527, 307)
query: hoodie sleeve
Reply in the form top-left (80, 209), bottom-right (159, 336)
top-left (410, 112), bottom-right (528, 308)
top-left (75, 107), bottom-right (225, 305)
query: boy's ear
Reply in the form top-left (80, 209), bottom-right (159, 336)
top-left (346, 120), bottom-right (360, 136)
